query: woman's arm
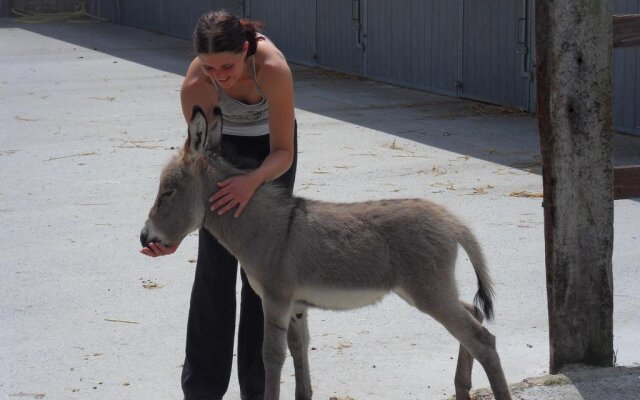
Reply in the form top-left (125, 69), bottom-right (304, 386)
top-left (252, 49), bottom-right (296, 183)
top-left (210, 45), bottom-right (295, 217)
top-left (181, 57), bottom-right (219, 123)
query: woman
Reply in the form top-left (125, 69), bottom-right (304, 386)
top-left (141, 9), bottom-right (297, 400)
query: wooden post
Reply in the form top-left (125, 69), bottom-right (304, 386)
top-left (535, 1), bottom-right (614, 373)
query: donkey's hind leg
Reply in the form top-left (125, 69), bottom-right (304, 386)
top-left (287, 308), bottom-right (312, 400)
top-left (454, 302), bottom-right (485, 400)
top-left (412, 295), bottom-right (511, 400)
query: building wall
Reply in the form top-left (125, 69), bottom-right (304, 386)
top-left (364, 0), bottom-right (461, 97)
top-left (613, 0), bottom-right (640, 135)
top-left (460, 0), bottom-right (532, 109)
top-left (87, 0), bottom-right (243, 38)
top-left (245, 0), bottom-right (316, 66)
top-left (249, 0), bottom-right (532, 107)
top-left (13, 0), bottom-right (78, 13)
top-left (1, 0), bottom-right (11, 16)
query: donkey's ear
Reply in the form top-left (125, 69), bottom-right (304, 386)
top-left (186, 105), bottom-right (208, 161)
top-left (205, 106), bottom-right (223, 153)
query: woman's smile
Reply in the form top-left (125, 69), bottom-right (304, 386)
top-left (198, 50), bottom-right (247, 88)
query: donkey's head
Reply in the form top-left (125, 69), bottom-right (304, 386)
top-left (139, 106), bottom-right (222, 248)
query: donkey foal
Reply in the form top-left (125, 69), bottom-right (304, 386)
top-left (140, 107), bottom-right (512, 400)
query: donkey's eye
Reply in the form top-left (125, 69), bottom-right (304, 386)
top-left (162, 189), bottom-right (176, 197)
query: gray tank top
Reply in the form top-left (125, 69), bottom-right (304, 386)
top-left (213, 56), bottom-right (270, 137)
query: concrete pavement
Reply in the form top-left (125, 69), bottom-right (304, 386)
top-left (1, 18), bottom-right (639, 400)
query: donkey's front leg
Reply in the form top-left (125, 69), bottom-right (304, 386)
top-left (261, 295), bottom-right (293, 400)
top-left (287, 308), bottom-right (312, 400)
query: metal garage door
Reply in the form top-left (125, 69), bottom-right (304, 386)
top-left (613, 0), bottom-right (640, 134)
top-left (460, 0), bottom-right (532, 109)
top-left (245, 0), bottom-right (317, 65)
top-left (364, 0), bottom-right (461, 96)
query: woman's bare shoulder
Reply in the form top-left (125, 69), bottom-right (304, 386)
top-left (183, 57), bottom-right (212, 89)
top-left (254, 46), bottom-right (291, 101)
top-left (181, 57), bottom-right (218, 121)
top-left (255, 38), bottom-right (290, 77)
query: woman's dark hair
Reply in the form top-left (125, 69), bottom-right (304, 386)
top-left (193, 10), bottom-right (264, 56)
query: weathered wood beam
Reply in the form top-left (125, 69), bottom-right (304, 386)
top-left (614, 165), bottom-right (640, 199)
top-left (536, 1), bottom-right (614, 374)
top-left (613, 14), bottom-right (640, 48)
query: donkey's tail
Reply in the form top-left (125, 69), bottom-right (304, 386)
top-left (456, 223), bottom-right (495, 321)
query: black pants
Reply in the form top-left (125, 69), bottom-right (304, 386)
top-left (182, 127), bottom-right (297, 400)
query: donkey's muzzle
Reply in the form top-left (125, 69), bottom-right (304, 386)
top-left (140, 221), bottom-right (163, 247)
top-left (140, 222), bottom-right (150, 247)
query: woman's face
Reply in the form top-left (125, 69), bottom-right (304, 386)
top-left (198, 42), bottom-right (248, 89)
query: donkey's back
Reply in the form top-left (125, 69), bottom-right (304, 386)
top-left (271, 196), bottom-right (489, 314)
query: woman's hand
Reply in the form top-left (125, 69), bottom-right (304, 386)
top-left (210, 174), bottom-right (261, 217)
top-left (140, 242), bottom-right (180, 258)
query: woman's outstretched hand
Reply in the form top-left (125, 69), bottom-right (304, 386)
top-left (140, 242), bottom-right (180, 258)
top-left (210, 174), bottom-right (260, 218)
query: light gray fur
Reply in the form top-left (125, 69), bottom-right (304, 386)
top-left (140, 107), bottom-right (512, 400)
